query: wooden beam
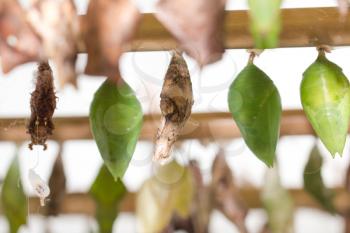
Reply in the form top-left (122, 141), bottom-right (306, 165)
top-left (16, 188), bottom-right (350, 215)
top-left (0, 109), bottom-right (314, 142)
top-left (122, 7), bottom-right (350, 51)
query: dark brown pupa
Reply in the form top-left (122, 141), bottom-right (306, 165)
top-left (27, 62), bottom-right (57, 150)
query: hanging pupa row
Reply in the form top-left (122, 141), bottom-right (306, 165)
top-left (228, 47), bottom-right (350, 167)
top-left (0, 0), bottom-right (290, 88)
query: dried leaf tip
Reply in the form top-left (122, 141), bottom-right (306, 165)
top-left (155, 0), bottom-right (226, 66)
top-left (317, 45), bottom-right (332, 54)
top-left (46, 147), bottom-right (66, 216)
top-left (211, 151), bottom-right (248, 233)
top-left (338, 0), bottom-right (349, 20)
top-left (27, 62), bottom-right (57, 150)
top-left (154, 51), bottom-right (193, 161)
top-left (27, 0), bottom-right (80, 87)
top-left (0, 0), bottom-right (43, 73)
top-left (84, 0), bottom-right (141, 79)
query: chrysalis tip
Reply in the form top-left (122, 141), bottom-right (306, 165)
top-left (28, 169), bottom-right (50, 206)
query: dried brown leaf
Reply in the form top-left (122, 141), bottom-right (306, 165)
top-left (346, 161), bottom-right (350, 193)
top-left (84, 0), bottom-right (141, 80)
top-left (211, 151), bottom-right (248, 233)
top-left (27, 0), bottom-right (80, 87)
top-left (259, 223), bottom-right (272, 233)
top-left (338, 0), bottom-right (349, 19)
top-left (189, 160), bottom-right (211, 233)
top-left (46, 145), bottom-right (66, 216)
top-left (0, 0), bottom-right (43, 72)
top-left (344, 160), bottom-right (350, 229)
top-left (161, 215), bottom-right (195, 233)
top-left (154, 50), bottom-right (193, 161)
top-left (345, 217), bottom-right (350, 233)
top-left (156, 0), bottom-right (227, 66)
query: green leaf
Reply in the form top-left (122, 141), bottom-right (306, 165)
top-left (248, 0), bottom-right (282, 48)
top-left (136, 161), bottom-right (194, 233)
top-left (303, 145), bottom-right (336, 213)
top-left (90, 79), bottom-right (143, 180)
top-left (228, 62), bottom-right (282, 167)
top-left (1, 155), bottom-right (27, 233)
top-left (261, 166), bottom-right (294, 233)
top-left (89, 165), bottom-right (127, 233)
top-left (301, 51), bottom-right (350, 157)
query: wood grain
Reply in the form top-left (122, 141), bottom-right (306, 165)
top-left (0, 109), bottom-right (315, 142)
top-left (102, 7), bottom-right (350, 51)
top-left (12, 188), bottom-right (349, 215)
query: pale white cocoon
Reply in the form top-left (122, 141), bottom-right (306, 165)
top-left (28, 169), bottom-right (50, 206)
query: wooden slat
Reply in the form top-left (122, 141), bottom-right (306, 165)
top-left (17, 188), bottom-right (350, 215)
top-left (118, 7), bottom-right (350, 51)
top-left (0, 109), bottom-right (314, 142)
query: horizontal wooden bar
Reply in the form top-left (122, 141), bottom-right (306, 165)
top-left (17, 187), bottom-right (350, 215)
top-left (0, 109), bottom-right (314, 142)
top-left (125, 7), bottom-right (350, 51)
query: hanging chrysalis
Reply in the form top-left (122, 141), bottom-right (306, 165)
top-left (29, 169), bottom-right (50, 206)
top-left (89, 165), bottom-right (126, 233)
top-left (1, 153), bottom-right (27, 233)
top-left (27, 62), bottom-right (57, 150)
top-left (154, 50), bottom-right (193, 161)
top-left (136, 161), bottom-right (194, 233)
top-left (300, 47), bottom-right (350, 157)
top-left (228, 52), bottom-right (282, 166)
top-left (261, 167), bottom-right (294, 233)
top-left (303, 145), bottom-right (336, 213)
top-left (248, 0), bottom-right (282, 48)
top-left (90, 76), bottom-right (143, 180)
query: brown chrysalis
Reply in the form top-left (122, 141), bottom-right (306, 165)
top-left (27, 62), bottom-right (57, 150)
top-left (154, 50), bottom-right (193, 161)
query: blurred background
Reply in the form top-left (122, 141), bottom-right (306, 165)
top-left (1, 0), bottom-right (349, 232)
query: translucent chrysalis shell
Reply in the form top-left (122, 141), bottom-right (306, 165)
top-left (28, 169), bottom-right (50, 206)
